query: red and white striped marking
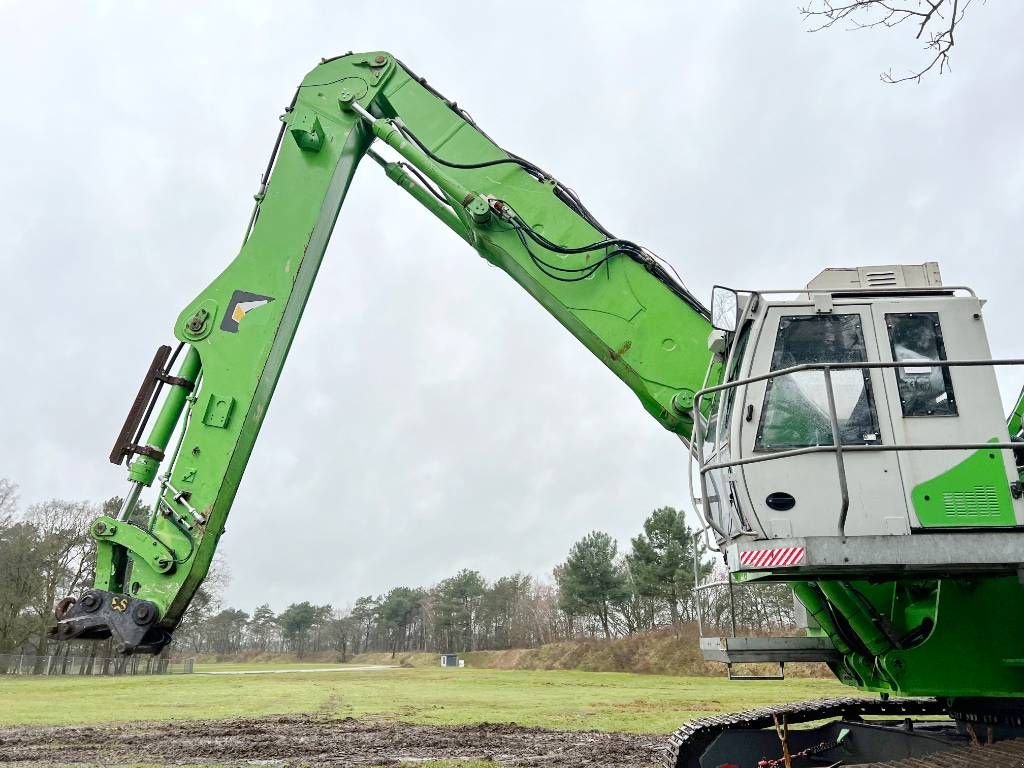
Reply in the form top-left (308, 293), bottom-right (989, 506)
top-left (738, 546), bottom-right (806, 569)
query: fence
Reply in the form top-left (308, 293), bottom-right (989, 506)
top-left (0, 654), bottom-right (195, 676)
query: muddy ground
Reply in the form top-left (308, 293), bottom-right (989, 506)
top-left (0, 715), bottom-right (665, 766)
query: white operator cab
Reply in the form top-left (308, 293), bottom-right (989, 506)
top-left (694, 263), bottom-right (1024, 578)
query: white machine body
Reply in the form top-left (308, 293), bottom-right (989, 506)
top-left (698, 263), bottom-right (1023, 552)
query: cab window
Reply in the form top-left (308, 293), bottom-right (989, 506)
top-left (756, 314), bottom-right (881, 451)
top-left (885, 312), bottom-right (957, 417)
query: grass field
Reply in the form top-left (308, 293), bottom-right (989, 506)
top-left (0, 662), bottom-right (845, 734)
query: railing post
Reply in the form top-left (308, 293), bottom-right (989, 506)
top-left (692, 391), bottom-right (730, 539)
top-left (693, 531), bottom-right (705, 637)
top-left (822, 366), bottom-right (851, 538)
top-left (728, 577), bottom-right (737, 638)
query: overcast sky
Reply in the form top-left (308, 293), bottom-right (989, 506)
top-left (1, 2), bottom-right (1021, 612)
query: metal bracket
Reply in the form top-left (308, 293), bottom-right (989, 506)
top-left (813, 293), bottom-right (834, 314)
top-left (109, 345), bottom-right (172, 466)
top-left (290, 113), bottom-right (325, 152)
top-left (90, 515), bottom-right (176, 575)
top-left (158, 374), bottom-right (194, 391)
top-left (727, 661), bottom-right (785, 681)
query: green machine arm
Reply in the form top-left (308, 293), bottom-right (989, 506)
top-left (1010, 385), bottom-right (1024, 439)
top-left (51, 52), bottom-right (712, 653)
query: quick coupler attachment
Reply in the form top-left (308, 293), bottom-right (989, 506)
top-left (48, 589), bottom-right (169, 655)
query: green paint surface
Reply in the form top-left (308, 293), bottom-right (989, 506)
top-left (912, 440), bottom-right (1015, 527)
top-left (1009, 388), bottom-right (1024, 438)
top-left (796, 576), bottom-right (1024, 699)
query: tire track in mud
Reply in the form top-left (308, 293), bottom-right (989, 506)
top-left (0, 715), bottom-right (664, 766)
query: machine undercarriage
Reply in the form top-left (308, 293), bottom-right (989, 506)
top-left (667, 697), bottom-right (1024, 768)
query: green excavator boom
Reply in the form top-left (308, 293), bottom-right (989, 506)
top-left (1010, 384), bottom-right (1024, 439)
top-left (51, 52), bottom-right (713, 652)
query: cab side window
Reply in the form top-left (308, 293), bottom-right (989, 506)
top-left (717, 322), bottom-right (752, 446)
top-left (756, 314), bottom-right (881, 451)
top-left (885, 312), bottom-right (957, 417)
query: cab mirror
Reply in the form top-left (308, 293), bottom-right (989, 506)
top-left (711, 286), bottom-right (738, 332)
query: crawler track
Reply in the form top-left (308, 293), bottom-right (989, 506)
top-left (665, 696), bottom-right (947, 767)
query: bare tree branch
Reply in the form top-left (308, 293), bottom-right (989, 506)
top-left (0, 478), bottom-right (18, 522)
top-left (800, 0), bottom-right (978, 83)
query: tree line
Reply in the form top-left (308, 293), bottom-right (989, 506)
top-left (158, 504), bottom-right (796, 658)
top-left (0, 476), bottom-right (795, 659)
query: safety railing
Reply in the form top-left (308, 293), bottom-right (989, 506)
top-left (0, 654), bottom-right (194, 676)
top-left (691, 531), bottom-right (797, 638)
top-left (693, 358), bottom-right (1024, 539)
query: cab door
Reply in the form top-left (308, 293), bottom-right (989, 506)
top-left (869, 297), bottom-right (1024, 528)
top-left (736, 305), bottom-right (909, 538)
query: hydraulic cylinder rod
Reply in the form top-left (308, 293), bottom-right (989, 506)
top-left (366, 149), bottom-right (473, 243)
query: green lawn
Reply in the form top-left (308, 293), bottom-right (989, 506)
top-left (0, 664), bottom-right (845, 734)
top-left (193, 660), bottom-right (393, 672)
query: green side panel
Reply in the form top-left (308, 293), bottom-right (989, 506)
top-left (911, 440), bottom-right (1015, 527)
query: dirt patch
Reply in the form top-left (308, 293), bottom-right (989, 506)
top-left (0, 715), bottom-right (665, 767)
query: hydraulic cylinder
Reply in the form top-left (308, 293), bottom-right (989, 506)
top-left (127, 347), bottom-right (202, 489)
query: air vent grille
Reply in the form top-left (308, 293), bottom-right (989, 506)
top-left (943, 486), bottom-right (1001, 518)
top-left (864, 270), bottom-right (898, 287)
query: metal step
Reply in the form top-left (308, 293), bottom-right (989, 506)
top-left (700, 635), bottom-right (840, 665)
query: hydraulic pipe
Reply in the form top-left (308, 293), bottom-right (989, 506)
top-left (792, 582), bottom-right (854, 656)
top-left (817, 581), bottom-right (894, 657)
